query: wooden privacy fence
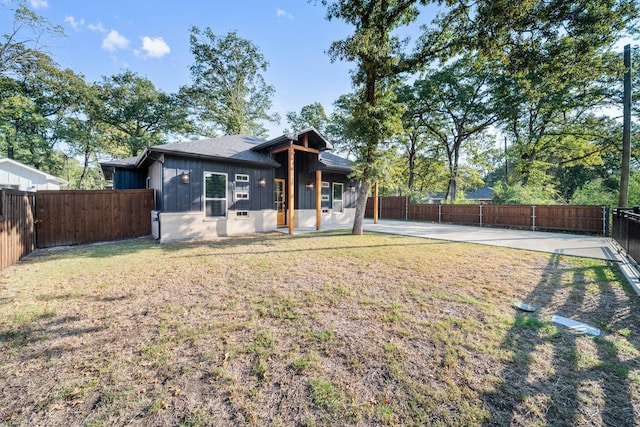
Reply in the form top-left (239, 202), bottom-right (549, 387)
top-left (0, 189), bottom-right (154, 270)
top-left (35, 189), bottom-right (154, 248)
top-left (0, 190), bottom-right (36, 271)
top-left (366, 196), bottom-right (609, 235)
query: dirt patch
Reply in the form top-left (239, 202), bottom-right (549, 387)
top-left (0, 232), bottom-right (638, 426)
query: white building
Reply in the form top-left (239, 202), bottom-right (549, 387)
top-left (0, 158), bottom-right (68, 191)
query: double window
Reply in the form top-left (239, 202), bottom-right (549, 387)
top-left (204, 172), bottom-right (227, 217)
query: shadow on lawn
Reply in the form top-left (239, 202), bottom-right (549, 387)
top-left (482, 255), bottom-right (639, 426)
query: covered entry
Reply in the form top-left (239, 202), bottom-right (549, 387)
top-left (252, 127), bottom-right (357, 234)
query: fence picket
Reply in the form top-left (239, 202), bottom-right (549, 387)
top-left (366, 197), bottom-right (608, 235)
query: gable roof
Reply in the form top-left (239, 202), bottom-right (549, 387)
top-left (252, 127), bottom-right (333, 152)
top-left (139, 135), bottom-right (279, 168)
top-left (100, 131), bottom-right (354, 176)
top-left (0, 158), bottom-right (68, 186)
top-left (466, 186), bottom-right (494, 200)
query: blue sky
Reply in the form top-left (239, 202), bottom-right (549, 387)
top-left (2, 0), bottom-right (371, 138)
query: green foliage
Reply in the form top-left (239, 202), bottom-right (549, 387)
top-left (571, 172), bottom-right (640, 207)
top-left (322, 0), bottom-right (432, 234)
top-left (284, 102), bottom-right (328, 134)
top-left (492, 181), bottom-right (559, 205)
top-left (185, 27), bottom-right (279, 138)
top-left (94, 71), bottom-right (191, 157)
top-left (570, 179), bottom-right (618, 206)
top-left (412, 55), bottom-right (499, 201)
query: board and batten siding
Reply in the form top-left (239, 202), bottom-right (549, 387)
top-left (296, 171), bottom-right (358, 211)
top-left (161, 156), bottom-right (275, 213)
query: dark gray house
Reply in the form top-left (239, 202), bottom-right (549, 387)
top-left (101, 128), bottom-right (358, 242)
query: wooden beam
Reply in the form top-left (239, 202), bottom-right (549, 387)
top-left (302, 133), bottom-right (309, 148)
top-left (315, 169), bottom-right (322, 230)
top-left (373, 181), bottom-right (379, 224)
top-left (271, 144), bottom-right (291, 155)
top-left (288, 147), bottom-right (295, 235)
top-left (272, 144), bottom-right (319, 155)
top-left (292, 145), bottom-right (319, 154)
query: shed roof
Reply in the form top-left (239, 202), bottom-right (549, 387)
top-left (319, 151), bottom-right (352, 173)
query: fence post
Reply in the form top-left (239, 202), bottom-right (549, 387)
top-left (479, 204), bottom-right (483, 227)
top-left (531, 205), bottom-right (536, 231)
top-left (405, 196), bottom-right (409, 221)
top-left (438, 204), bottom-right (442, 223)
top-left (603, 206), bottom-right (610, 237)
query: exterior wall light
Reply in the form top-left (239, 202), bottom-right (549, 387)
top-left (181, 171), bottom-right (190, 184)
top-left (258, 177), bottom-right (266, 187)
top-left (306, 182), bottom-right (314, 190)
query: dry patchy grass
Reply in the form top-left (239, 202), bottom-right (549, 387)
top-left (0, 231), bottom-right (639, 426)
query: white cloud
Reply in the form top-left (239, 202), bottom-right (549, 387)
top-left (64, 16), bottom-right (84, 30)
top-left (88, 22), bottom-right (107, 33)
top-left (139, 36), bottom-right (171, 58)
top-left (102, 30), bottom-right (129, 52)
top-left (276, 8), bottom-right (293, 20)
top-left (29, 0), bottom-right (48, 9)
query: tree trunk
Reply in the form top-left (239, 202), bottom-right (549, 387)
top-left (78, 149), bottom-right (91, 189)
top-left (407, 134), bottom-right (416, 191)
top-left (352, 180), bottom-right (371, 235)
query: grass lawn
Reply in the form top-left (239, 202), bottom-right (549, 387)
top-left (1, 231), bottom-right (639, 426)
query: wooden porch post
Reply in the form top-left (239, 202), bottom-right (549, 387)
top-left (288, 147), bottom-right (295, 234)
top-left (373, 181), bottom-right (379, 224)
top-left (315, 169), bottom-right (322, 230)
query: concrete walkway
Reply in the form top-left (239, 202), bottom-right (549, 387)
top-left (363, 219), bottom-right (618, 261)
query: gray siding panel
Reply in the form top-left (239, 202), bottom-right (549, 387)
top-left (163, 156), bottom-right (274, 213)
top-left (114, 170), bottom-right (145, 189)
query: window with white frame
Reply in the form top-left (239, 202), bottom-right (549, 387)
top-left (204, 172), bottom-right (227, 217)
top-left (235, 191), bottom-right (249, 200)
top-left (235, 174), bottom-right (249, 182)
top-left (333, 183), bottom-right (344, 213)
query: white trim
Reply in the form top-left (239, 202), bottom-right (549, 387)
top-left (332, 182), bottom-right (344, 213)
top-left (235, 173), bottom-right (250, 182)
top-left (204, 171), bottom-right (227, 218)
top-left (235, 191), bottom-right (249, 200)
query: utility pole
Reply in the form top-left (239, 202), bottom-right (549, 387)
top-left (618, 44), bottom-right (632, 208)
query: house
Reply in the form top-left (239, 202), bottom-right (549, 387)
top-left (0, 158), bottom-right (68, 191)
top-left (465, 186), bottom-right (494, 204)
top-left (101, 128), bottom-right (358, 242)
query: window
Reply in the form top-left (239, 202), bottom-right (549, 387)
top-left (321, 181), bottom-right (330, 188)
top-left (321, 195), bottom-right (330, 202)
top-left (235, 174), bottom-right (249, 182)
top-left (204, 172), bottom-right (227, 217)
top-left (235, 191), bottom-right (249, 200)
top-left (333, 183), bottom-right (344, 213)
top-left (236, 211), bottom-right (249, 217)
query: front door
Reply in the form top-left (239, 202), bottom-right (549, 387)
top-left (275, 178), bottom-right (286, 227)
